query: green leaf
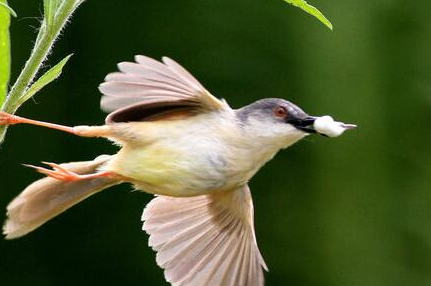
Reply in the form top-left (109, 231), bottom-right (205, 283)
top-left (0, 0), bottom-right (11, 106)
top-left (283, 0), bottom-right (333, 30)
top-left (0, 1), bottom-right (16, 17)
top-left (19, 54), bottom-right (73, 105)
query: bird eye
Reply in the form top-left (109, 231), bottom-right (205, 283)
top-left (273, 106), bottom-right (287, 118)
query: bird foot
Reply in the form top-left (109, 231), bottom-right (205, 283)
top-left (24, 162), bottom-right (111, 182)
top-left (0, 112), bottom-right (21, 126)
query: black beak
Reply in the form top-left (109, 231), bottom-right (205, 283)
top-left (287, 116), bottom-right (317, 133)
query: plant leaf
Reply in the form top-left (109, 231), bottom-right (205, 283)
top-left (19, 54), bottom-right (73, 104)
top-left (0, 1), bottom-right (16, 17)
top-left (283, 0), bottom-right (333, 30)
top-left (0, 0), bottom-right (11, 106)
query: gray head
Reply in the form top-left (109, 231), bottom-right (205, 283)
top-left (235, 98), bottom-right (317, 148)
top-left (236, 98), bottom-right (317, 132)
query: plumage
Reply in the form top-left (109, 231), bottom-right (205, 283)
top-left (99, 56), bottom-right (226, 119)
top-left (142, 185), bottom-right (267, 286)
top-left (3, 155), bottom-right (120, 239)
top-left (0, 55), bottom-right (355, 286)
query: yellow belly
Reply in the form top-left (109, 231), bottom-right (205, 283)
top-left (102, 112), bottom-right (287, 197)
top-left (106, 140), bottom-right (229, 197)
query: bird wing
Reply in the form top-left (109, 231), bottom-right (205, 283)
top-left (99, 55), bottom-right (227, 124)
top-left (141, 185), bottom-right (267, 286)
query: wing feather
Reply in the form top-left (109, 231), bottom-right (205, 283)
top-left (168, 216), bottom-right (233, 284)
top-left (117, 62), bottom-right (191, 91)
top-left (141, 185), bottom-right (267, 286)
top-left (100, 83), bottom-right (192, 99)
top-left (176, 220), bottom-right (238, 286)
top-left (99, 56), bottom-right (226, 121)
top-left (103, 74), bottom-right (194, 95)
top-left (162, 57), bottom-right (207, 92)
top-left (218, 227), bottom-right (248, 286)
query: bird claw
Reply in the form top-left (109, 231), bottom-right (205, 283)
top-left (0, 111), bottom-right (20, 126)
top-left (24, 162), bottom-right (81, 182)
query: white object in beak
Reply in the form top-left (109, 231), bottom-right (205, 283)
top-left (313, 115), bottom-right (357, 137)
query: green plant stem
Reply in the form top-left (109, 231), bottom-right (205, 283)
top-left (0, 0), bottom-right (82, 144)
top-left (0, 0), bottom-right (12, 104)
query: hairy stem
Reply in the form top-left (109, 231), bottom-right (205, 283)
top-left (0, 0), bottom-right (82, 144)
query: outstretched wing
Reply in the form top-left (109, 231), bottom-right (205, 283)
top-left (142, 185), bottom-right (267, 286)
top-left (99, 56), bottom-right (226, 123)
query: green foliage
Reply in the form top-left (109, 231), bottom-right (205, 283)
top-left (0, 0), bottom-right (12, 105)
top-left (18, 54), bottom-right (73, 106)
top-left (0, 0), bottom-right (83, 145)
top-left (0, 1), bottom-right (16, 17)
top-left (283, 0), bottom-right (333, 30)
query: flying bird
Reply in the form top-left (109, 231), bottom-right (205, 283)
top-left (0, 56), bottom-right (355, 286)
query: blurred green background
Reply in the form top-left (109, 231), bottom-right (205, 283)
top-left (1, 0), bottom-right (431, 285)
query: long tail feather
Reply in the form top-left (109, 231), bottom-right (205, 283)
top-left (3, 155), bottom-right (120, 239)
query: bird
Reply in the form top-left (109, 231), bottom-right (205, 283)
top-left (0, 55), bottom-right (356, 286)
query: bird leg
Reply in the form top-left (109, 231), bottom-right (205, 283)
top-left (24, 162), bottom-right (113, 182)
top-left (0, 111), bottom-right (110, 138)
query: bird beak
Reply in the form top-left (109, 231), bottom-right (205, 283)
top-left (288, 113), bottom-right (357, 137)
top-left (288, 116), bottom-right (318, 133)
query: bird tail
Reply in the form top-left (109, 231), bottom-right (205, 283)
top-left (3, 155), bottom-right (120, 239)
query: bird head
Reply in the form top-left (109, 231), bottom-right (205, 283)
top-left (236, 98), bottom-right (355, 149)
